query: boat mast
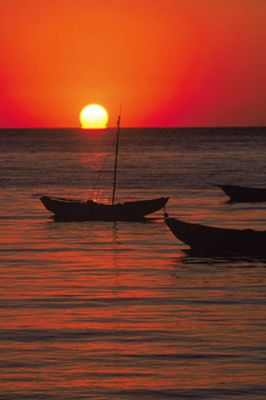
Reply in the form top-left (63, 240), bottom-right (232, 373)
top-left (112, 112), bottom-right (121, 205)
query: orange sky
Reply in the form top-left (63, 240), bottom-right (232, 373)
top-left (1, 0), bottom-right (265, 127)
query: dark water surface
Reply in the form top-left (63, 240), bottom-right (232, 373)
top-left (0, 127), bottom-right (266, 399)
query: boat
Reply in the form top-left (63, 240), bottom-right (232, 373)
top-left (40, 114), bottom-right (168, 221)
top-left (165, 216), bottom-right (266, 257)
top-left (40, 196), bottom-right (168, 221)
top-left (217, 184), bottom-right (266, 202)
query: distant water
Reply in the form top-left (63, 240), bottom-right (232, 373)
top-left (0, 127), bottom-right (266, 399)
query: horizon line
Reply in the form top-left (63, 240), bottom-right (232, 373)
top-left (0, 125), bottom-right (266, 130)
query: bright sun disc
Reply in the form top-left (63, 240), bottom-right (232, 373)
top-left (79, 104), bottom-right (109, 129)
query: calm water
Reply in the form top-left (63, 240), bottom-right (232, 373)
top-left (0, 127), bottom-right (266, 399)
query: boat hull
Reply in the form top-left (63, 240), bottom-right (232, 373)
top-left (218, 184), bottom-right (266, 202)
top-left (165, 217), bottom-right (266, 257)
top-left (40, 196), bottom-right (169, 221)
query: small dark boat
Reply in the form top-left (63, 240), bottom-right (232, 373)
top-left (217, 184), bottom-right (266, 202)
top-left (165, 216), bottom-right (266, 257)
top-left (40, 196), bottom-right (168, 221)
top-left (40, 114), bottom-right (169, 221)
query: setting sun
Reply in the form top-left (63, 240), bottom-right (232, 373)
top-left (79, 104), bottom-right (109, 129)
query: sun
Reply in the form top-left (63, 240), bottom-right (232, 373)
top-left (79, 104), bottom-right (109, 129)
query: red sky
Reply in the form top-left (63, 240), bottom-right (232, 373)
top-left (1, 0), bottom-right (265, 127)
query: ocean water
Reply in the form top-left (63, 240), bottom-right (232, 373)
top-left (0, 127), bottom-right (266, 399)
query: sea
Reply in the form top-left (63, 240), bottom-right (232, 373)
top-left (0, 127), bottom-right (265, 400)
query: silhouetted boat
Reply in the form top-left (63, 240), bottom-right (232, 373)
top-left (217, 184), bottom-right (266, 202)
top-left (40, 196), bottom-right (168, 221)
top-left (40, 114), bottom-right (168, 221)
top-left (165, 216), bottom-right (266, 257)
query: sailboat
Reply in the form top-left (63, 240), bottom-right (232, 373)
top-left (40, 115), bottom-right (169, 221)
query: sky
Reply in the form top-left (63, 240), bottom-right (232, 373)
top-left (0, 0), bottom-right (266, 128)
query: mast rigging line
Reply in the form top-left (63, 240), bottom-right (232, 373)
top-left (112, 112), bottom-right (121, 205)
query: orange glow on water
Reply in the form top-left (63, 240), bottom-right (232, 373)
top-left (1, 188), bottom-right (266, 396)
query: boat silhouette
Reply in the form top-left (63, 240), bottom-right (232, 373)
top-left (40, 114), bottom-right (168, 221)
top-left (217, 184), bottom-right (266, 202)
top-left (165, 216), bottom-right (266, 257)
